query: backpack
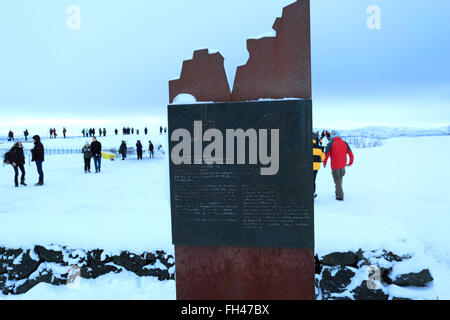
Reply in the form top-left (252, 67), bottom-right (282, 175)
top-left (3, 151), bottom-right (11, 164)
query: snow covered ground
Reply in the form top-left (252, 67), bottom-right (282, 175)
top-left (0, 129), bottom-right (449, 300)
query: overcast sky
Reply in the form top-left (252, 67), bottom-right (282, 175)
top-left (0, 0), bottom-right (449, 129)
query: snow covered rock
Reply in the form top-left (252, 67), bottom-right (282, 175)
top-left (315, 248), bottom-right (435, 300)
top-left (0, 245), bottom-right (175, 296)
top-left (319, 266), bottom-right (355, 295)
top-left (351, 281), bottom-right (388, 300)
top-left (34, 245), bottom-right (65, 265)
top-left (391, 269), bottom-right (433, 287)
top-left (320, 251), bottom-right (358, 267)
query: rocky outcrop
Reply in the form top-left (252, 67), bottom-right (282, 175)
top-left (0, 245), bottom-right (175, 296)
top-left (315, 249), bottom-right (434, 300)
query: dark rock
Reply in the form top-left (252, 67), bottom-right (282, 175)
top-left (80, 266), bottom-right (95, 279)
top-left (321, 251), bottom-right (358, 267)
top-left (382, 251), bottom-right (410, 263)
top-left (7, 250), bottom-right (40, 280)
top-left (136, 267), bottom-right (170, 281)
top-left (14, 269), bottom-right (55, 295)
top-left (92, 264), bottom-right (122, 278)
top-left (2, 248), bottom-right (23, 262)
top-left (356, 249), bottom-right (370, 267)
top-left (393, 269), bottom-right (433, 287)
top-left (34, 245), bottom-right (65, 265)
top-left (320, 266), bottom-right (355, 294)
top-left (87, 249), bottom-right (111, 265)
top-left (142, 252), bottom-right (157, 265)
top-left (112, 251), bottom-right (147, 272)
top-left (352, 281), bottom-right (388, 300)
top-left (392, 297), bottom-right (412, 300)
top-left (156, 251), bottom-right (174, 269)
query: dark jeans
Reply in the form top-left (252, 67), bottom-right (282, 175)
top-left (84, 158), bottom-right (91, 171)
top-left (149, 151), bottom-right (154, 158)
top-left (13, 164), bottom-right (25, 186)
top-left (137, 150), bottom-right (143, 160)
top-left (35, 161), bottom-right (44, 184)
top-left (121, 153), bottom-right (126, 160)
top-left (94, 156), bottom-right (102, 172)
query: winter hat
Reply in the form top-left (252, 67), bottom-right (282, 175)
top-left (312, 131), bottom-right (319, 141)
top-left (330, 130), bottom-right (340, 139)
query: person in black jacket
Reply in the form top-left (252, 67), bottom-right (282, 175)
top-left (119, 141), bottom-right (127, 160)
top-left (149, 140), bottom-right (154, 158)
top-left (136, 140), bottom-right (143, 160)
top-left (90, 137), bottom-right (102, 173)
top-left (10, 141), bottom-right (27, 187)
top-left (31, 135), bottom-right (44, 186)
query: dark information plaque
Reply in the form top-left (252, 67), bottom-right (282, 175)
top-left (168, 99), bottom-right (314, 248)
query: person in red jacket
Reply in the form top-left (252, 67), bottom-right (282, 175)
top-left (323, 130), bottom-right (354, 201)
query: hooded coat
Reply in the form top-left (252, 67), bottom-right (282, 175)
top-left (31, 135), bottom-right (45, 162)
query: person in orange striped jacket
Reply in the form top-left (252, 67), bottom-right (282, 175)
top-left (313, 132), bottom-right (325, 199)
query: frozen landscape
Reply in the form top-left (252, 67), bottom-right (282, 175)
top-left (0, 126), bottom-right (449, 299)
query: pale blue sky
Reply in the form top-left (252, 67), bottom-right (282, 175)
top-left (0, 0), bottom-right (449, 128)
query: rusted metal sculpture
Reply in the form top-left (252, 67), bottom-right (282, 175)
top-left (169, 0), bottom-right (311, 103)
top-left (168, 0), bottom-right (314, 300)
top-left (169, 49), bottom-right (231, 103)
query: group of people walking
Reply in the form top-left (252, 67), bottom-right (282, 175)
top-left (313, 130), bottom-right (354, 201)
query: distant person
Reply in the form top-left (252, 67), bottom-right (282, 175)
top-left (144, 127), bottom-right (148, 135)
top-left (99, 128), bottom-right (102, 137)
top-left (160, 126), bottom-right (163, 134)
top-left (23, 129), bottom-right (29, 141)
top-left (103, 128), bottom-right (107, 137)
top-left (136, 129), bottom-right (140, 135)
top-left (31, 135), bottom-right (45, 186)
top-left (53, 128), bottom-right (57, 139)
top-left (49, 128), bottom-right (53, 139)
top-left (115, 128), bottom-right (118, 135)
top-left (82, 142), bottom-right (92, 173)
top-left (136, 140), bottom-right (143, 160)
top-left (312, 132), bottom-right (325, 199)
top-left (119, 141), bottom-right (127, 160)
top-left (131, 128), bottom-right (134, 135)
top-left (91, 137), bottom-right (102, 173)
top-left (63, 127), bottom-right (67, 139)
top-left (9, 141), bottom-right (27, 187)
top-left (323, 130), bottom-right (354, 201)
top-left (82, 129), bottom-right (86, 137)
top-left (164, 127), bottom-right (167, 134)
top-left (149, 141), bottom-right (154, 158)
top-left (8, 130), bottom-right (14, 141)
